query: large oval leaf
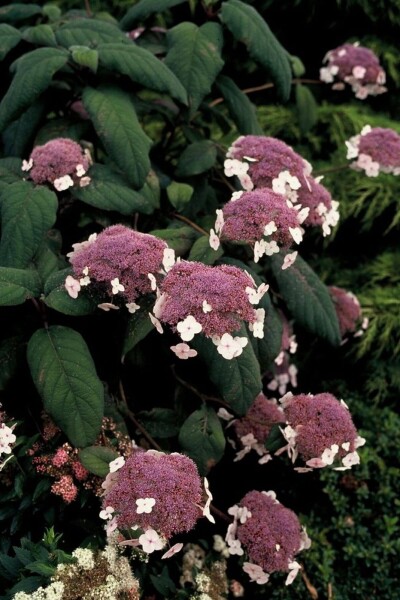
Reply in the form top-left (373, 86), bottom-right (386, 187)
top-left (120, 0), bottom-right (187, 29)
top-left (2, 101), bottom-right (45, 158)
top-left (178, 405), bottom-right (225, 475)
top-left (78, 446), bottom-right (118, 476)
top-left (0, 267), bottom-right (41, 306)
top-left (0, 48), bottom-right (68, 132)
top-left (55, 18), bottom-right (129, 48)
top-left (220, 0), bottom-right (292, 101)
top-left (43, 269), bottom-right (98, 316)
top-left (97, 43), bottom-right (187, 104)
top-left (0, 4), bottom-right (42, 24)
top-left (0, 24), bottom-right (21, 60)
top-left (27, 326), bottom-right (104, 447)
top-left (216, 75), bottom-right (263, 135)
top-left (0, 182), bottom-right (58, 269)
top-left (123, 307), bottom-right (154, 358)
top-left (295, 83), bottom-right (318, 134)
top-left (82, 86), bottom-right (152, 189)
top-left (270, 253), bottom-right (341, 346)
top-left (175, 140), bottom-right (217, 177)
top-left (165, 22), bottom-right (224, 116)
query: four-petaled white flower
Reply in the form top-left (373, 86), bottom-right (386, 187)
top-left (22, 158), bottom-right (33, 172)
top-left (111, 277), bottom-right (125, 295)
top-left (282, 251), bottom-right (298, 270)
top-left (65, 275), bottom-right (81, 299)
top-left (209, 228), bottom-right (220, 251)
top-left (246, 284), bottom-right (269, 305)
top-left (170, 343), bottom-right (198, 360)
top-left (215, 333), bottom-right (247, 360)
top-left (342, 451), bottom-right (360, 468)
top-left (139, 528), bottom-right (165, 553)
top-left (79, 176), bottom-right (91, 187)
top-left (109, 456), bottom-right (125, 473)
top-left (99, 506), bottom-right (114, 520)
top-left (285, 561), bottom-right (301, 585)
top-left (126, 302), bottom-right (140, 314)
top-left (243, 562), bottom-right (269, 585)
top-left (227, 538), bottom-right (244, 556)
top-left (136, 497), bottom-right (156, 514)
top-left (264, 241), bottom-right (279, 256)
top-left (161, 543), bottom-right (184, 559)
top-left (76, 163), bottom-right (87, 177)
top-left (177, 315), bottom-right (202, 341)
top-left (249, 308), bottom-right (265, 339)
top-left (264, 221), bottom-right (277, 236)
top-left (231, 190), bottom-right (243, 201)
top-left (202, 477), bottom-right (215, 524)
top-left (352, 65), bottom-right (366, 79)
top-left (162, 248), bottom-right (175, 272)
top-left (321, 444), bottom-right (339, 465)
top-left (54, 175), bottom-right (74, 191)
top-left (202, 300), bottom-right (212, 313)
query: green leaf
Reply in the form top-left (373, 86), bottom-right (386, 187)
top-left (22, 24), bottom-right (57, 47)
top-left (78, 446), bottom-right (118, 477)
top-left (0, 4), bottom-right (42, 24)
top-left (70, 45), bottom-right (99, 72)
top-left (33, 238), bottom-right (60, 283)
top-left (150, 226), bottom-right (198, 255)
top-left (26, 561), bottom-right (55, 577)
top-left (2, 102), bottom-right (45, 158)
top-left (166, 181), bottom-right (193, 211)
top-left (0, 48), bottom-right (68, 132)
top-left (55, 18), bottom-right (129, 48)
top-left (270, 253), bottom-right (341, 346)
top-left (0, 24), bottom-right (21, 60)
top-left (27, 326), bottom-right (104, 447)
top-left (192, 326), bottom-right (262, 415)
top-left (43, 269), bottom-right (98, 316)
top-left (188, 236), bottom-right (223, 265)
top-left (82, 86), bottom-right (152, 188)
top-left (120, 0), bottom-right (187, 29)
top-left (165, 22), bottom-right (224, 116)
top-left (216, 75), bottom-right (263, 135)
top-left (97, 43), bottom-right (188, 104)
top-left (0, 336), bottom-right (22, 390)
top-left (220, 0), bottom-right (292, 101)
top-left (178, 405), bottom-right (225, 475)
top-left (139, 169), bottom-right (160, 211)
top-left (123, 308), bottom-right (154, 357)
top-left (264, 423), bottom-right (285, 453)
top-left (288, 54), bottom-right (306, 77)
top-left (251, 292), bottom-right (283, 372)
top-left (7, 577), bottom-right (43, 596)
top-left (295, 84), bottom-right (318, 134)
top-left (0, 267), bottom-right (41, 306)
top-left (0, 182), bottom-right (58, 268)
top-left (0, 158), bottom-right (22, 191)
top-left (176, 141), bottom-right (217, 177)
top-left (139, 408), bottom-right (180, 438)
top-left (73, 164), bottom-right (155, 215)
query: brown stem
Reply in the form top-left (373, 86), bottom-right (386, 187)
top-left (209, 78), bottom-right (322, 107)
top-left (210, 503), bottom-right (230, 523)
top-left (31, 298), bottom-right (49, 330)
top-left (84, 0), bottom-right (93, 17)
top-left (314, 163), bottom-right (350, 176)
top-left (171, 213), bottom-right (209, 236)
top-left (301, 568), bottom-right (319, 599)
top-left (118, 381), bottom-right (163, 452)
top-left (171, 366), bottom-right (232, 410)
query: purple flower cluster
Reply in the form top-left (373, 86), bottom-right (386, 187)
top-left (329, 286), bottom-right (367, 339)
top-left (346, 126), bottom-right (400, 176)
top-left (296, 177), bottom-right (340, 236)
top-left (280, 392), bottom-right (365, 470)
top-left (234, 393), bottom-right (284, 446)
top-left (67, 225), bottom-right (167, 305)
top-left (226, 490), bottom-right (309, 585)
top-left (320, 43), bottom-right (387, 99)
top-left (22, 138), bottom-right (91, 191)
top-left (103, 450), bottom-right (203, 539)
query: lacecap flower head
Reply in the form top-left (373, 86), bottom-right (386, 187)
top-left (153, 260), bottom-right (268, 359)
top-left (345, 125), bottom-right (400, 176)
top-left (22, 137), bottom-right (92, 190)
top-left (66, 225), bottom-right (168, 306)
top-left (296, 176), bottom-right (340, 237)
top-left (279, 392), bottom-right (366, 471)
top-left (329, 286), bottom-right (368, 340)
top-left (320, 42), bottom-right (387, 99)
top-left (227, 490), bottom-right (311, 586)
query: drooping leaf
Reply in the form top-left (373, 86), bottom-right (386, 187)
top-left (166, 181), bottom-right (193, 211)
top-left (192, 326), bottom-right (262, 415)
top-left (165, 22), bottom-right (224, 116)
top-left (97, 43), bottom-right (187, 104)
top-left (70, 45), bottom-right (99, 72)
top-left (43, 269), bottom-right (98, 316)
top-left (0, 4), bottom-right (42, 24)
top-left (2, 102), bottom-right (45, 158)
top-left (22, 24), bottom-right (57, 47)
top-left (178, 404), bottom-right (225, 475)
top-left (0, 182), bottom-right (58, 269)
top-left (120, 0), bottom-right (187, 30)
top-left (220, 0), bottom-right (292, 101)
top-left (123, 307), bottom-right (155, 357)
top-left (0, 24), bottom-right (21, 60)
top-left (176, 140), bottom-right (217, 176)
top-left (216, 75), bottom-right (263, 135)
top-left (78, 446), bottom-right (118, 477)
top-left (270, 253), bottom-right (341, 346)
top-left (295, 83), bottom-right (318, 134)
top-left (55, 18), bottom-right (129, 48)
top-left (82, 86), bottom-right (152, 188)
top-left (150, 226), bottom-right (198, 255)
top-left (139, 408), bottom-right (180, 438)
top-left (0, 48), bottom-right (68, 132)
top-left (0, 267), bottom-right (41, 306)
top-left (27, 326), bottom-right (104, 447)
top-left (188, 236), bottom-right (224, 265)
top-left (73, 164), bottom-right (155, 215)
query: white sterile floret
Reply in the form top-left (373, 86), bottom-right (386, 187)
top-left (209, 228), bottom-right (220, 251)
top-left (231, 190), bottom-right (244, 201)
top-left (243, 562), bottom-right (269, 585)
top-left (170, 343), bottom-right (197, 359)
top-left (289, 227), bottom-right (303, 244)
top-left (282, 251), bottom-right (298, 270)
top-left (285, 560), bottom-right (301, 585)
top-left (148, 273), bottom-right (157, 291)
top-left (65, 275), bottom-right (81, 299)
top-left (215, 334), bottom-right (247, 359)
top-left (203, 477), bottom-right (215, 523)
top-left (162, 248), bottom-right (175, 272)
top-left (111, 278), bottom-right (124, 295)
top-left (98, 303), bottom-right (119, 311)
top-left (249, 308), bottom-right (265, 339)
top-left (126, 302), bottom-right (140, 314)
top-left (136, 497), bottom-right (156, 514)
top-left (176, 315), bottom-right (202, 341)
top-left (162, 543), bottom-right (184, 559)
top-left (214, 209), bottom-right (225, 234)
top-left (139, 528), bottom-right (165, 553)
top-left (321, 444), bottom-right (339, 465)
top-left (149, 312), bottom-right (163, 333)
top-left (202, 300), bottom-right (212, 313)
top-left (54, 175), bottom-right (74, 191)
top-left (22, 158), bottom-right (33, 172)
top-left (264, 221), bottom-right (277, 236)
top-left (76, 163), bottom-right (87, 177)
top-left (109, 456), bottom-right (125, 473)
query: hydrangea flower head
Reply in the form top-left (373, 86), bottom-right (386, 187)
top-left (228, 490), bottom-right (310, 584)
top-left (280, 392), bottom-right (365, 470)
top-left (68, 225), bottom-right (168, 303)
top-left (102, 450), bottom-right (203, 540)
top-left (22, 137), bottom-right (92, 190)
top-left (345, 125), bottom-right (400, 176)
top-left (320, 43), bottom-right (387, 98)
top-left (225, 135), bottom-right (312, 199)
top-left (154, 260), bottom-right (262, 348)
top-left (329, 286), bottom-right (367, 340)
top-left (296, 176), bottom-right (340, 236)
top-left (215, 188), bottom-right (306, 261)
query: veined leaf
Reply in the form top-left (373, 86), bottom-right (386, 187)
top-left (271, 253), bottom-right (341, 346)
top-left (0, 24), bottom-right (21, 60)
top-left (0, 158), bottom-right (23, 191)
top-left (295, 84), bottom-right (318, 134)
top-left (44, 269), bottom-right (98, 316)
top-left (188, 236), bottom-right (223, 265)
top-left (97, 43), bottom-right (187, 104)
top-left (22, 24), bottom-right (57, 47)
top-left (0, 182), bottom-right (58, 269)
top-left (166, 181), bottom-right (193, 211)
top-left (176, 140), bottom-right (217, 176)
top-left (70, 45), bottom-right (99, 72)
top-left (0, 48), bottom-right (68, 133)
top-left (0, 4), bottom-right (42, 24)
top-left (165, 22), bottom-right (224, 116)
top-left (0, 267), bottom-right (41, 306)
top-left (82, 86), bottom-right (152, 188)
top-left (123, 307), bottom-right (154, 357)
top-left (55, 18), bottom-right (129, 48)
top-left (178, 405), bottom-right (225, 475)
top-left (78, 446), bottom-right (118, 477)
top-left (139, 408), bottom-right (180, 439)
top-left (120, 0), bottom-right (187, 30)
top-left (27, 326), bottom-right (104, 447)
top-left (192, 325), bottom-right (262, 415)
top-left (220, 0), bottom-right (292, 101)
top-left (150, 226), bottom-right (198, 255)
top-left (2, 102), bottom-right (45, 158)
top-left (216, 75), bottom-right (263, 135)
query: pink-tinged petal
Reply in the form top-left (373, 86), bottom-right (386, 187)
top-left (161, 542), bottom-right (184, 559)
